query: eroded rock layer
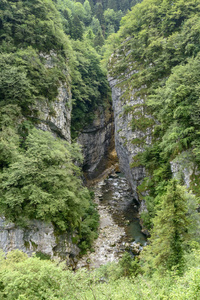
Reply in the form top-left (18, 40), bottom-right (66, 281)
top-left (78, 105), bottom-right (116, 180)
top-left (108, 74), bottom-right (151, 201)
top-left (0, 217), bottom-right (79, 267)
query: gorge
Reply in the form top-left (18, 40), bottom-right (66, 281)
top-left (0, 79), bottom-right (147, 266)
top-left (1, 1), bottom-right (200, 298)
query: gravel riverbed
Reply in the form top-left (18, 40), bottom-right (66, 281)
top-left (77, 174), bottom-right (146, 269)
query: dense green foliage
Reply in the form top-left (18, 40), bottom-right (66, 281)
top-left (0, 106), bottom-right (99, 251)
top-left (141, 180), bottom-right (200, 273)
top-left (1, 249), bottom-right (200, 299)
top-left (106, 0), bottom-right (200, 225)
top-left (78, 0), bottom-right (142, 14)
top-left (0, 0), bottom-right (71, 114)
top-left (105, 0), bottom-right (200, 275)
top-left (0, 49), bottom-right (68, 114)
top-left (0, 0), bottom-right (103, 252)
top-left (0, 0), bottom-right (69, 52)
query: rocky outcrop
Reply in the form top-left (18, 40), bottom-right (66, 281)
top-left (34, 51), bottom-right (72, 141)
top-left (0, 217), bottom-right (80, 267)
top-left (78, 105), bottom-right (116, 180)
top-left (108, 75), bottom-right (151, 201)
top-left (35, 82), bottom-right (72, 141)
top-left (170, 151), bottom-right (200, 190)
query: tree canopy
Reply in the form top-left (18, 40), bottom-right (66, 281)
top-left (106, 0), bottom-right (200, 228)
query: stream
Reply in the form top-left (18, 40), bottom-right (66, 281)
top-left (77, 173), bottom-right (146, 269)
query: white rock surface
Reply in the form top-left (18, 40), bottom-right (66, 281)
top-left (0, 217), bottom-right (80, 265)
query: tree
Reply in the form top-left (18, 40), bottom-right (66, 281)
top-left (141, 179), bottom-right (198, 273)
top-left (104, 8), bottom-right (123, 36)
top-left (90, 16), bottom-right (101, 34)
top-left (62, 8), bottom-right (72, 35)
top-left (71, 15), bottom-right (83, 40)
top-left (0, 105), bottom-right (22, 168)
top-left (94, 28), bottom-right (105, 48)
top-left (0, 0), bottom-right (69, 53)
top-left (83, 0), bottom-right (92, 25)
top-left (148, 54), bottom-right (200, 160)
top-left (94, 2), bottom-right (105, 25)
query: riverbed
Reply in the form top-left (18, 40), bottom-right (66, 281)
top-left (77, 173), bottom-right (146, 269)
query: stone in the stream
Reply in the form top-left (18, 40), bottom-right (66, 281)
top-left (130, 242), bottom-right (141, 255)
top-left (110, 173), bottom-right (119, 178)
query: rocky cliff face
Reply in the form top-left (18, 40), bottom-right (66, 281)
top-left (35, 52), bottom-right (72, 141)
top-left (108, 74), bottom-right (151, 201)
top-left (0, 217), bottom-right (79, 267)
top-left (78, 105), bottom-right (116, 180)
top-left (0, 52), bottom-right (75, 261)
top-left (170, 151), bottom-right (200, 194)
top-left (35, 82), bottom-right (72, 141)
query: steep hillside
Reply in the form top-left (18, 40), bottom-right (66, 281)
top-left (0, 0), bottom-right (74, 139)
top-left (107, 0), bottom-right (200, 228)
top-left (0, 0), bottom-right (103, 261)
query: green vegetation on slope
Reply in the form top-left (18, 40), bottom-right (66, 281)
top-left (141, 179), bottom-right (200, 273)
top-left (0, 105), bottom-right (99, 252)
top-left (70, 39), bottom-right (110, 138)
top-left (0, 0), bottom-right (71, 114)
top-left (106, 0), bottom-right (200, 225)
top-left (0, 0), bottom-right (102, 253)
top-left (105, 0), bottom-right (200, 274)
top-left (0, 0), bottom-right (113, 138)
top-left (53, 0), bottom-right (113, 137)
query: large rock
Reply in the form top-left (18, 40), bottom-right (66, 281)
top-left (0, 217), bottom-right (80, 267)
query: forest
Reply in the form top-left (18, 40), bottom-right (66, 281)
top-left (1, 0), bottom-right (200, 299)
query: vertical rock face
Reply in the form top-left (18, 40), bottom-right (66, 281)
top-left (35, 52), bottom-right (72, 141)
top-left (78, 105), bottom-right (116, 180)
top-left (108, 75), bottom-right (151, 201)
top-left (36, 82), bottom-right (72, 141)
top-left (0, 217), bottom-right (80, 266)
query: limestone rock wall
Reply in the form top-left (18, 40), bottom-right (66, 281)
top-left (78, 105), bottom-right (116, 180)
top-left (35, 82), bottom-right (72, 141)
top-left (0, 217), bottom-right (79, 266)
top-left (35, 51), bottom-right (72, 141)
top-left (108, 75), bottom-right (151, 201)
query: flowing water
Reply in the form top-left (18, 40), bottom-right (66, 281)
top-left (101, 173), bottom-right (146, 246)
top-left (77, 173), bottom-right (146, 269)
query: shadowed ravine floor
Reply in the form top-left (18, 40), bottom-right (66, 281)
top-left (77, 173), bottom-right (146, 269)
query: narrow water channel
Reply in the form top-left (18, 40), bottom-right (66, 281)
top-left (77, 172), bottom-right (146, 269)
top-left (101, 173), bottom-right (147, 246)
